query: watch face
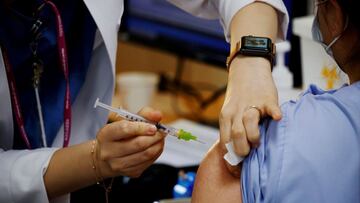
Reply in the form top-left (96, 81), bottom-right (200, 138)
top-left (227, 36), bottom-right (274, 68)
top-left (243, 36), bottom-right (270, 49)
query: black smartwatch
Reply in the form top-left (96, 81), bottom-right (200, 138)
top-left (226, 35), bottom-right (275, 70)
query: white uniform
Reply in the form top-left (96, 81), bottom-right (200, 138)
top-left (0, 0), bottom-right (288, 202)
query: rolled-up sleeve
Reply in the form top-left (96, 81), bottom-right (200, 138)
top-left (167, 0), bottom-right (289, 41)
top-left (241, 90), bottom-right (360, 203)
top-left (0, 148), bottom-right (58, 203)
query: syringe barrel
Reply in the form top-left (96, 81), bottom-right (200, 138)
top-left (121, 111), bottom-right (149, 123)
top-left (95, 98), bottom-right (179, 137)
top-left (156, 123), bottom-right (178, 137)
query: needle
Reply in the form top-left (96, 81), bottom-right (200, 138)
top-left (94, 98), bottom-right (205, 144)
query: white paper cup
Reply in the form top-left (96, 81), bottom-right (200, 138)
top-left (117, 72), bottom-right (159, 113)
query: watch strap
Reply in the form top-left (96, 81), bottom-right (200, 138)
top-left (226, 36), bottom-right (275, 71)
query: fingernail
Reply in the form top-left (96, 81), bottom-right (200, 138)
top-left (147, 125), bottom-right (157, 135)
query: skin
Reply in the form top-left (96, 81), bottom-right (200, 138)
top-left (2, 0), bottom-right (281, 199)
top-left (318, 0), bottom-right (360, 83)
top-left (220, 2), bottom-right (282, 176)
top-left (44, 107), bottom-right (166, 199)
top-left (0, 0), bottom-right (165, 199)
top-left (1, 0), bottom-right (282, 200)
top-left (192, 142), bottom-right (242, 203)
top-left (18, 0), bottom-right (360, 200)
top-left (194, 0), bottom-right (360, 202)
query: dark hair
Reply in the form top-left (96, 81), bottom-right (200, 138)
top-left (338, 0), bottom-right (360, 31)
top-left (338, 0), bottom-right (360, 64)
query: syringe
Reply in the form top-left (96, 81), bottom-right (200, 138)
top-left (94, 98), bottom-right (205, 144)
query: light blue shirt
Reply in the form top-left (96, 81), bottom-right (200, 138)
top-left (242, 82), bottom-right (360, 203)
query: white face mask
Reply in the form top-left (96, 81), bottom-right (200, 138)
top-left (311, 0), bottom-right (348, 58)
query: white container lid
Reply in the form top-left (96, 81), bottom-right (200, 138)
top-left (293, 15), bottom-right (314, 40)
top-left (117, 72), bottom-right (159, 87)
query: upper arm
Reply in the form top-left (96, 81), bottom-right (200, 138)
top-left (167, 0), bottom-right (289, 41)
top-left (242, 95), bottom-right (360, 203)
top-left (192, 141), bottom-right (242, 203)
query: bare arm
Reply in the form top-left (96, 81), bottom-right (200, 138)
top-left (220, 2), bottom-right (282, 175)
top-left (192, 141), bottom-right (242, 203)
top-left (44, 107), bottom-right (165, 199)
top-left (44, 141), bottom-right (97, 199)
top-left (229, 2), bottom-right (278, 50)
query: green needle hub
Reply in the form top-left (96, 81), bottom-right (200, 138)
top-left (177, 129), bottom-right (198, 141)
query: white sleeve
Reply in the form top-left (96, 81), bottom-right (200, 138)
top-left (0, 148), bottom-right (59, 203)
top-left (167, 0), bottom-right (289, 42)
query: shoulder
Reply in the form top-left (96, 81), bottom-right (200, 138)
top-left (277, 84), bottom-right (359, 130)
top-left (260, 84), bottom-right (360, 202)
top-left (260, 84), bottom-right (360, 151)
top-left (243, 84), bottom-right (360, 203)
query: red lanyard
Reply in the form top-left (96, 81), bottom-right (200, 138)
top-left (3, 51), bottom-right (32, 149)
top-left (2, 0), bottom-right (72, 149)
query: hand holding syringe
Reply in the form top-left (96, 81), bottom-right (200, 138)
top-left (94, 98), bottom-right (205, 144)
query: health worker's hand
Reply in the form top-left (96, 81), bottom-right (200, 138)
top-left (96, 107), bottom-right (166, 178)
top-left (220, 57), bottom-right (282, 177)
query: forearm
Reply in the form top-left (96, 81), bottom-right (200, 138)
top-left (44, 141), bottom-right (96, 199)
top-left (220, 2), bottom-right (282, 163)
top-left (230, 2), bottom-right (278, 52)
top-left (44, 114), bottom-right (165, 200)
top-left (228, 2), bottom-right (278, 74)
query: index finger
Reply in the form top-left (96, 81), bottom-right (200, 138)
top-left (219, 110), bottom-right (232, 152)
top-left (103, 120), bottom-right (158, 140)
top-left (137, 107), bottom-right (163, 123)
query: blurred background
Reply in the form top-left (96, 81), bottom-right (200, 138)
top-left (72, 0), bottom-right (349, 202)
top-left (115, 0), bottom-right (309, 124)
